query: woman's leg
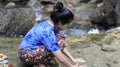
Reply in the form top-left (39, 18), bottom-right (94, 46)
top-left (19, 47), bottom-right (54, 67)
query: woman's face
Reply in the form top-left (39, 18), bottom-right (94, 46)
top-left (58, 22), bottom-right (69, 30)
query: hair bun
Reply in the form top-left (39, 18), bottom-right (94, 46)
top-left (54, 2), bottom-right (64, 12)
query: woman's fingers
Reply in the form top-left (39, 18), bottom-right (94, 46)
top-left (78, 58), bottom-right (86, 63)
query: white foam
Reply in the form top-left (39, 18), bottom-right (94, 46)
top-left (88, 28), bottom-right (100, 34)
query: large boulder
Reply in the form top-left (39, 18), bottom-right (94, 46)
top-left (115, 0), bottom-right (120, 25)
top-left (102, 0), bottom-right (118, 13)
top-left (70, 4), bottom-right (98, 30)
top-left (0, 7), bottom-right (36, 37)
top-left (90, 0), bottom-right (120, 31)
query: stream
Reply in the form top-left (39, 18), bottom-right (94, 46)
top-left (32, 4), bottom-right (120, 36)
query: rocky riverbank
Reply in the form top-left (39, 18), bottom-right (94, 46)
top-left (0, 0), bottom-right (120, 37)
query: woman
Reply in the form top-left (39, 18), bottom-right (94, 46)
top-left (19, 2), bottom-right (85, 67)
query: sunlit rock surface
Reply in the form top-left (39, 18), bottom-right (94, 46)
top-left (61, 30), bottom-right (120, 67)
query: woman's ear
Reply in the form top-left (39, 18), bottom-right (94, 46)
top-left (57, 21), bottom-right (63, 29)
top-left (58, 21), bottom-right (64, 25)
top-left (58, 21), bottom-right (62, 25)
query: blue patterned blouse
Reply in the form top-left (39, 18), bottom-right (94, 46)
top-left (19, 20), bottom-right (60, 52)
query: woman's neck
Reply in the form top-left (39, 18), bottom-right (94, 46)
top-left (48, 19), bottom-right (55, 27)
top-left (48, 19), bottom-right (59, 30)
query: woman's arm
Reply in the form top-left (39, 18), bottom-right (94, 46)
top-left (52, 50), bottom-right (72, 67)
top-left (62, 48), bottom-right (86, 64)
top-left (62, 48), bottom-right (74, 62)
top-left (52, 50), bottom-right (78, 67)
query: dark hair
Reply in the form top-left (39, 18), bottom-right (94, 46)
top-left (50, 2), bottom-right (74, 25)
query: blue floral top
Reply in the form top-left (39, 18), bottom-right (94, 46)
top-left (19, 20), bottom-right (60, 52)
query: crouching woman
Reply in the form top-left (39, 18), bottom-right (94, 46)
top-left (19, 2), bottom-right (85, 67)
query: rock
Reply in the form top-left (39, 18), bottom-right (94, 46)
top-left (61, 30), bottom-right (120, 67)
top-left (90, 0), bottom-right (103, 4)
top-left (26, 0), bottom-right (38, 7)
top-left (79, 0), bottom-right (91, 3)
top-left (115, 0), bottom-right (120, 18)
top-left (2, 0), bottom-right (20, 1)
top-left (5, 2), bottom-right (16, 8)
top-left (97, 3), bottom-right (103, 8)
top-left (101, 44), bottom-right (116, 52)
top-left (71, 4), bottom-right (98, 30)
top-left (74, 4), bottom-right (97, 21)
top-left (115, 0), bottom-right (120, 25)
top-left (71, 20), bottom-right (92, 30)
top-left (0, 7), bottom-right (36, 37)
top-left (64, 0), bottom-right (74, 9)
top-left (89, 0), bottom-right (120, 32)
top-left (91, 10), bottom-right (118, 31)
top-left (102, 0), bottom-right (118, 13)
top-left (0, 9), bottom-right (13, 34)
top-left (80, 45), bottom-right (107, 67)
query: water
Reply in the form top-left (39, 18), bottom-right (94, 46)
top-left (106, 26), bottom-right (120, 32)
top-left (88, 28), bottom-right (100, 34)
top-left (32, 4), bottom-right (44, 22)
top-left (35, 12), bottom-right (42, 21)
top-left (33, 4), bottom-right (120, 36)
top-left (61, 26), bottom-right (120, 36)
top-left (61, 28), bottom-right (101, 36)
top-left (61, 29), bottom-right (87, 36)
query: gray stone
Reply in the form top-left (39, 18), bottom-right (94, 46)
top-left (0, 7), bottom-right (36, 37)
top-left (80, 45), bottom-right (107, 67)
top-left (101, 44), bottom-right (116, 52)
top-left (5, 2), bottom-right (16, 8)
top-left (26, 0), bottom-right (38, 7)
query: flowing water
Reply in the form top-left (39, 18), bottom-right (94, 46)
top-left (32, 4), bottom-right (120, 36)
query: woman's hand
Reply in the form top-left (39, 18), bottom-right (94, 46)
top-left (72, 58), bottom-right (86, 65)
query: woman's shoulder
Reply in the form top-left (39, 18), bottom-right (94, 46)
top-left (34, 20), bottom-right (54, 33)
top-left (37, 20), bottom-right (47, 25)
top-left (37, 20), bottom-right (51, 27)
